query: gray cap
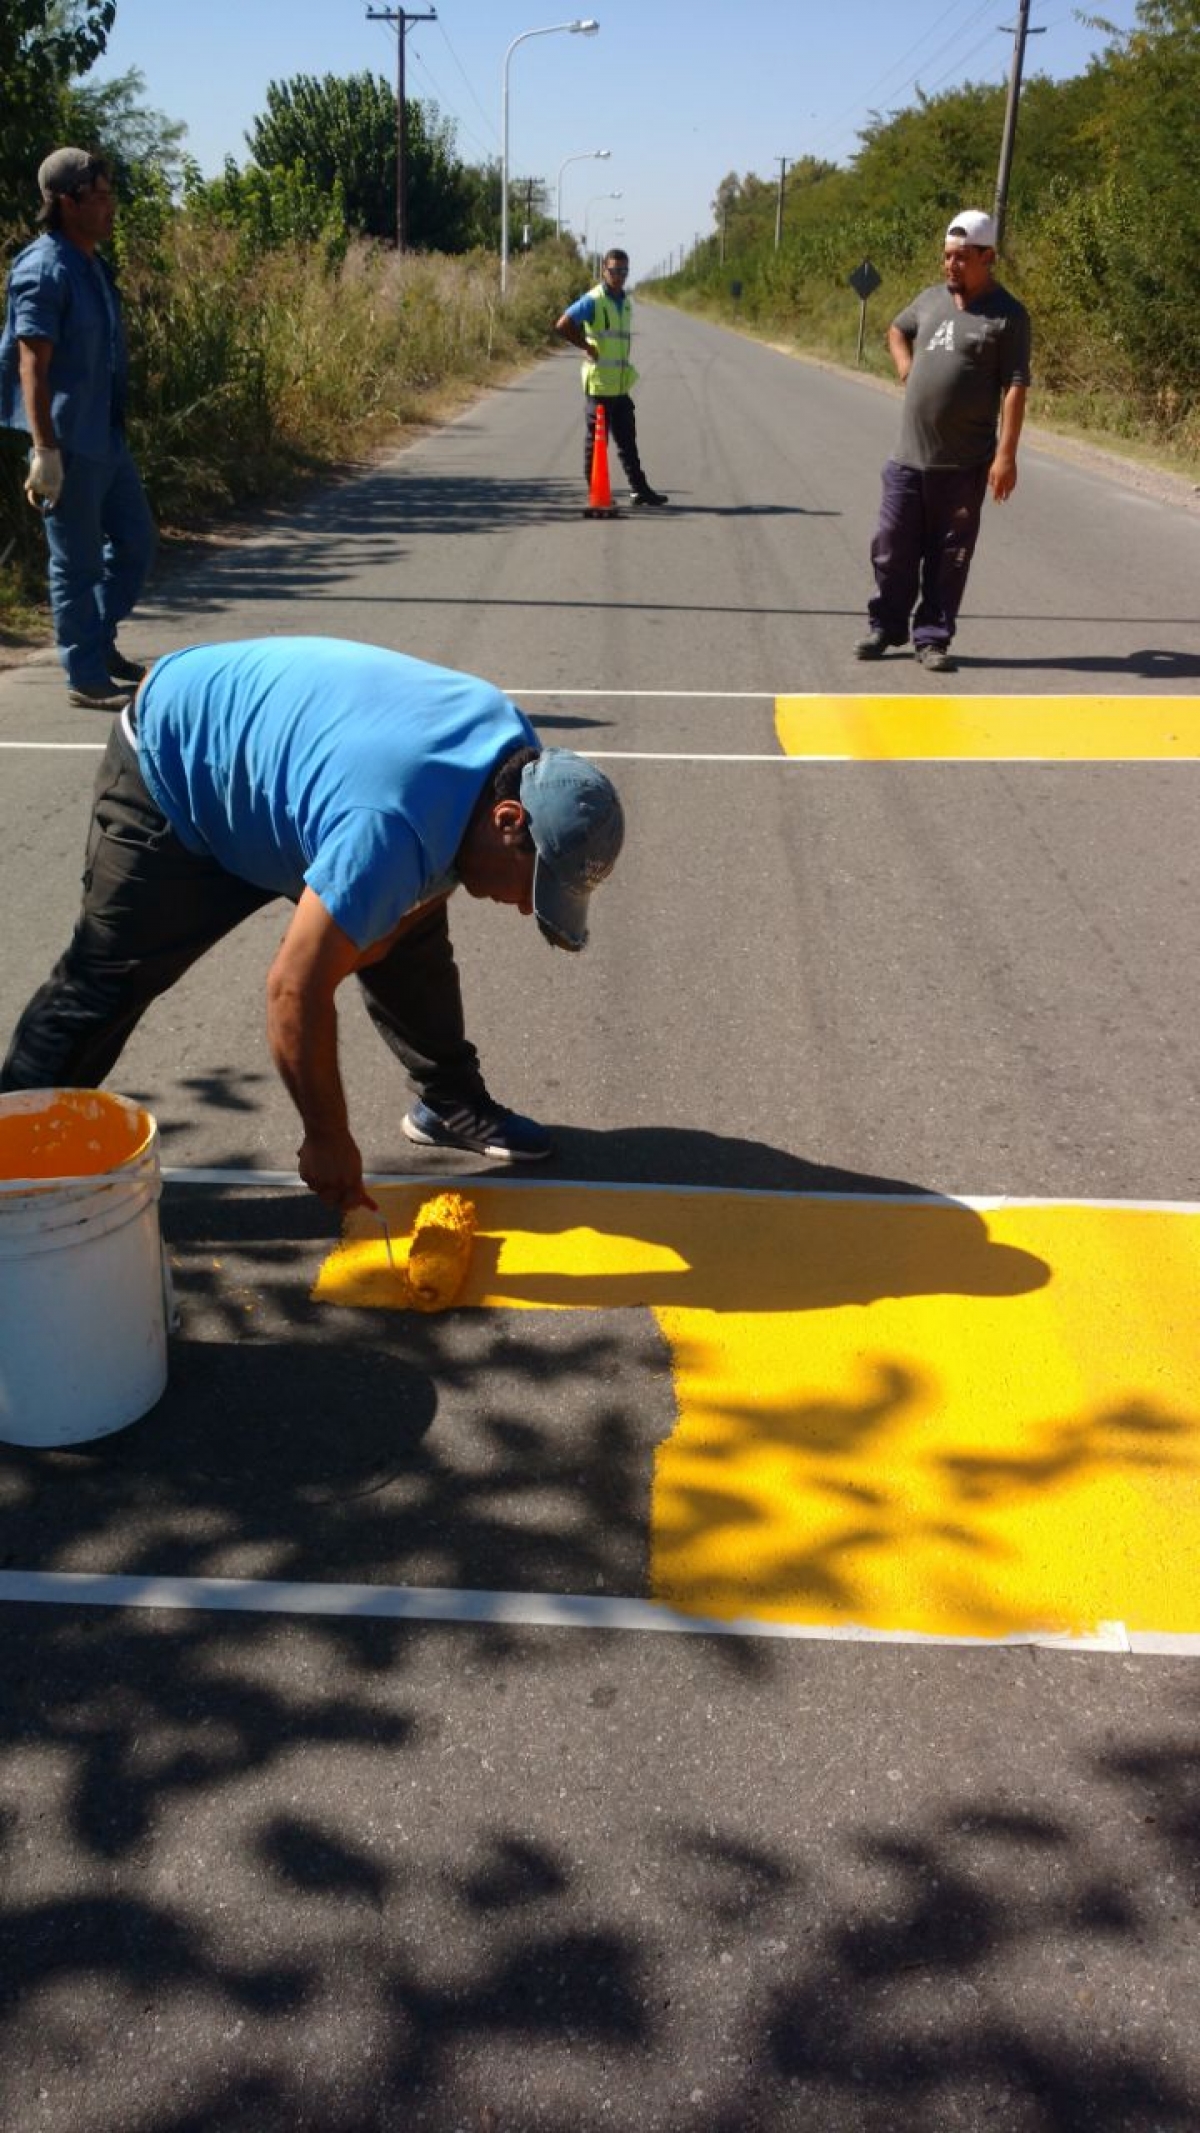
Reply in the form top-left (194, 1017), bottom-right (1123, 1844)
top-left (38, 148), bottom-right (98, 200)
top-left (520, 749), bottom-right (625, 952)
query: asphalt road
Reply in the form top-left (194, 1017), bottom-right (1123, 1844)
top-left (1, 303), bottom-right (1199, 2132)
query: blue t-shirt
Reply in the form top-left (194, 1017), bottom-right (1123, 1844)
top-left (136, 638), bottom-right (538, 949)
top-left (563, 286), bottom-right (627, 328)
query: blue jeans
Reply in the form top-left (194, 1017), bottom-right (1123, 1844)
top-left (867, 460), bottom-right (988, 648)
top-left (42, 436), bottom-right (155, 690)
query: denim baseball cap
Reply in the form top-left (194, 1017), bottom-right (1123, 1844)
top-left (520, 749), bottom-right (625, 952)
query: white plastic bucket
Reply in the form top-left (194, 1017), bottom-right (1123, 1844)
top-left (0, 1089), bottom-right (169, 1446)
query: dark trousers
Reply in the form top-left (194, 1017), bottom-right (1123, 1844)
top-left (868, 460), bottom-right (989, 647)
top-left (0, 727), bottom-right (486, 1110)
top-left (584, 393), bottom-right (648, 491)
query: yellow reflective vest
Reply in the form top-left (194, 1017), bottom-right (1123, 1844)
top-left (581, 284), bottom-right (638, 397)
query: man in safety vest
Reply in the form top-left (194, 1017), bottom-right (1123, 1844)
top-left (554, 249), bottom-right (668, 508)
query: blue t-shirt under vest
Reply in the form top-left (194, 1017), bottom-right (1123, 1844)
top-left (136, 637), bottom-right (537, 950)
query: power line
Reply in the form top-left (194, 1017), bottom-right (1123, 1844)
top-left (803, 0), bottom-right (994, 156)
top-left (404, 46), bottom-right (497, 164)
top-left (432, 17), bottom-right (500, 151)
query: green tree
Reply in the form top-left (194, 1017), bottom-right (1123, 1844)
top-left (64, 64), bottom-right (187, 192)
top-left (245, 71), bottom-right (477, 250)
top-left (0, 0), bottom-right (117, 233)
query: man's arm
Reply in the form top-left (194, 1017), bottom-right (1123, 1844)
top-left (17, 338), bottom-right (64, 505)
top-left (988, 382), bottom-right (1027, 502)
top-left (17, 338), bottom-right (56, 444)
top-left (886, 323), bottom-right (914, 382)
top-left (266, 888), bottom-right (373, 1210)
top-left (554, 297), bottom-right (594, 353)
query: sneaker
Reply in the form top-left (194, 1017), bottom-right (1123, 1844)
top-left (631, 487), bottom-right (669, 507)
top-left (915, 642), bottom-right (957, 673)
top-left (68, 682), bottom-right (133, 710)
top-left (402, 1097), bottom-right (554, 1162)
top-left (108, 648), bottom-right (148, 686)
top-left (853, 629), bottom-right (891, 661)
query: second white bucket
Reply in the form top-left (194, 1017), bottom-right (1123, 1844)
top-left (0, 1088), bottom-right (169, 1447)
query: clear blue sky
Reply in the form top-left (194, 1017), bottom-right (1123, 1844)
top-left (94, 0), bottom-right (1142, 278)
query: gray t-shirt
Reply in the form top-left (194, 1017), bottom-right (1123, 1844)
top-left (892, 281), bottom-right (1032, 471)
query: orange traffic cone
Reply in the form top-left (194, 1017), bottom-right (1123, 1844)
top-left (583, 403), bottom-right (619, 519)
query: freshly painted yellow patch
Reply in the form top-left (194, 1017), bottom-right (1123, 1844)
top-left (774, 694), bottom-right (1200, 761)
top-left (314, 1186), bottom-right (1200, 1638)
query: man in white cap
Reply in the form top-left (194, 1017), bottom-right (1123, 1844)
top-left (854, 210), bottom-right (1031, 673)
top-left (0, 638), bottom-right (626, 1210)
top-left (0, 148), bottom-right (155, 710)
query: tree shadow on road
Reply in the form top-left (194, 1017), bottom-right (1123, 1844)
top-left (0, 1594), bottom-right (1197, 2131)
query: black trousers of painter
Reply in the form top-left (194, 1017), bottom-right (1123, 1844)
top-left (584, 392), bottom-right (648, 491)
top-left (0, 724), bottom-right (487, 1109)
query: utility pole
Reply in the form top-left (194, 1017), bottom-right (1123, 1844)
top-left (774, 157), bottom-right (788, 251)
top-left (366, 4), bottom-right (437, 251)
top-left (993, 0), bottom-right (1044, 252)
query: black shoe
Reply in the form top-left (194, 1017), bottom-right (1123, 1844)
top-left (109, 648), bottom-right (148, 686)
top-left (853, 629), bottom-right (891, 661)
top-left (402, 1097), bottom-right (553, 1162)
top-left (67, 681), bottom-right (133, 710)
top-left (631, 487), bottom-right (669, 507)
top-left (915, 642), bottom-right (957, 673)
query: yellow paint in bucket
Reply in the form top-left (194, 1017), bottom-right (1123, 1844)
top-left (0, 1088), bottom-right (154, 1186)
top-left (0, 1088), bottom-right (168, 1446)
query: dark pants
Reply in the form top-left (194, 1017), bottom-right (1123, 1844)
top-left (868, 460), bottom-right (989, 648)
top-left (0, 726), bottom-right (486, 1110)
top-left (584, 393), bottom-right (648, 492)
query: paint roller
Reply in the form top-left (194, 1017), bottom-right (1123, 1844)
top-left (403, 1190), bottom-right (477, 1312)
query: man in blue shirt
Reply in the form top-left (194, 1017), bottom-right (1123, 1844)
top-left (555, 249), bottom-right (668, 508)
top-left (0, 148), bottom-right (155, 710)
top-left (0, 638), bottom-right (626, 1209)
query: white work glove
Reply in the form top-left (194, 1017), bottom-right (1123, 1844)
top-left (25, 445), bottom-right (64, 508)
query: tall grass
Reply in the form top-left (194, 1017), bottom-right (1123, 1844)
top-left (0, 228), bottom-right (580, 638)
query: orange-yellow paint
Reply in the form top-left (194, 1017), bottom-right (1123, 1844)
top-left (313, 1186), bottom-right (1200, 1638)
top-left (774, 694), bottom-right (1200, 761)
top-left (0, 1088), bottom-right (154, 1184)
top-left (405, 1190), bottom-right (477, 1311)
top-left (317, 1188), bottom-right (478, 1311)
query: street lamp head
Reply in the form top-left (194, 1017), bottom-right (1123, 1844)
top-left (571, 18), bottom-right (600, 33)
top-left (595, 148), bottom-right (611, 158)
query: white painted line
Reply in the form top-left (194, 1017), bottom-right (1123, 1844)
top-left (156, 1167), bottom-right (1200, 1216)
top-left (0, 740), bottom-right (106, 752)
top-left (164, 1167), bottom-right (310, 1186)
top-left (513, 688), bottom-right (776, 699)
top-left (0, 1570), bottom-right (1142, 1652)
top-left (587, 750), bottom-right (808, 762)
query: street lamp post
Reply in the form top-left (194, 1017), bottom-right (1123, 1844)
top-left (501, 19), bottom-right (599, 295)
top-left (583, 189), bottom-right (622, 271)
top-left (555, 147), bottom-right (610, 238)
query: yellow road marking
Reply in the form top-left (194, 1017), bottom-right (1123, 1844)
top-left (314, 1187), bottom-right (1200, 1639)
top-left (774, 694), bottom-right (1200, 760)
